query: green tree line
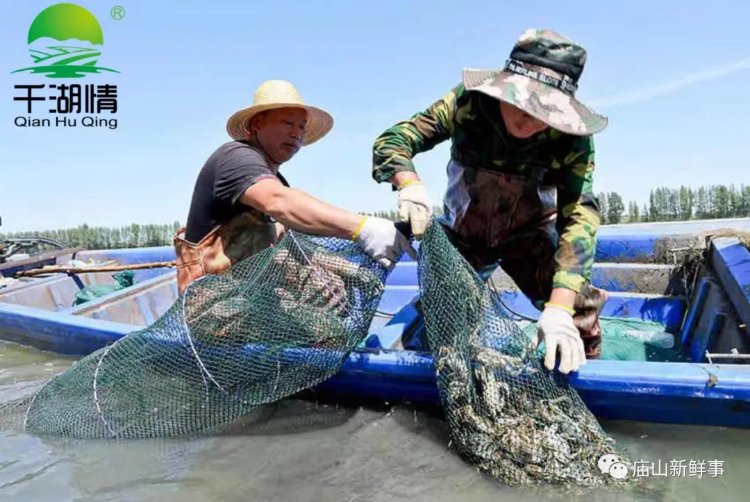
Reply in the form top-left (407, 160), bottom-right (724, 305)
top-left (367, 205), bottom-right (444, 222)
top-left (600, 184), bottom-right (750, 224)
top-left (0, 222), bottom-right (182, 249)
top-left (2, 186), bottom-right (747, 251)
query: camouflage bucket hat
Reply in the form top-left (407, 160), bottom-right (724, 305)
top-left (462, 29), bottom-right (607, 136)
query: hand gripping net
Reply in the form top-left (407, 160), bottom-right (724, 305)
top-left (417, 222), bottom-right (627, 486)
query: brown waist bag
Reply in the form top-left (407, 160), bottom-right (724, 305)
top-left (173, 212), bottom-right (282, 294)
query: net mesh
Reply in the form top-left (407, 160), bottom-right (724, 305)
top-left (9, 232), bottom-right (386, 438)
top-left (0, 222), bottom-right (627, 487)
top-left (418, 222), bottom-right (625, 486)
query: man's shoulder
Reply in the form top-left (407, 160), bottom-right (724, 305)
top-left (212, 140), bottom-right (268, 163)
top-left (198, 140), bottom-right (272, 178)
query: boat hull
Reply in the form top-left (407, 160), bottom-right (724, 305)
top-left (1, 220), bottom-right (749, 428)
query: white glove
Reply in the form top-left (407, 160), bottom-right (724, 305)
top-left (355, 216), bottom-right (417, 270)
top-left (397, 181), bottom-right (432, 239)
top-left (537, 304), bottom-right (585, 374)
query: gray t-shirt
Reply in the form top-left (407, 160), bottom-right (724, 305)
top-left (184, 140), bottom-right (288, 243)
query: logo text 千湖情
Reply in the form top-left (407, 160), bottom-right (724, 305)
top-left (11, 3), bottom-right (121, 130)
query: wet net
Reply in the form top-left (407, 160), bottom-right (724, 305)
top-left (418, 222), bottom-right (625, 486)
top-left (0, 222), bottom-right (627, 487)
top-left (2, 232), bottom-right (386, 438)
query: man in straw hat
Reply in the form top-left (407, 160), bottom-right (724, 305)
top-left (174, 80), bottom-right (414, 293)
top-left (371, 29), bottom-right (608, 374)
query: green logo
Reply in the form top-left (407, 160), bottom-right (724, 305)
top-left (12, 3), bottom-right (118, 78)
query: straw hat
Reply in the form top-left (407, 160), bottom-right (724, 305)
top-left (226, 80), bottom-right (334, 145)
top-left (462, 29), bottom-right (607, 136)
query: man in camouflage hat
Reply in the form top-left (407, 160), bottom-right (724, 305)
top-left (371, 29), bottom-right (608, 374)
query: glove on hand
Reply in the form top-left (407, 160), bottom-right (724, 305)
top-left (397, 181), bottom-right (432, 239)
top-left (355, 216), bottom-right (416, 270)
top-left (537, 304), bottom-right (585, 374)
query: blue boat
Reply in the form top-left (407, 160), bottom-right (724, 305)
top-left (1, 219), bottom-right (749, 428)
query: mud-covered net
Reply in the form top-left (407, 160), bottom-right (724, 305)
top-left (1, 232), bottom-right (386, 438)
top-left (418, 222), bottom-right (626, 486)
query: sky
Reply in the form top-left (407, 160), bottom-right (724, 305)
top-left (0, 0), bottom-right (749, 233)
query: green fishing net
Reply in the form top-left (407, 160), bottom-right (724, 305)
top-left (73, 270), bottom-right (135, 306)
top-left (417, 222), bottom-right (626, 486)
top-left (1, 222), bottom-right (627, 487)
top-left (2, 232), bottom-right (386, 438)
top-left (520, 318), bottom-right (687, 362)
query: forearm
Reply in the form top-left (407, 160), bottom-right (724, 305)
top-left (372, 86), bottom-right (459, 183)
top-left (389, 171), bottom-right (421, 188)
top-left (553, 200), bottom-right (600, 292)
top-left (264, 188), bottom-right (361, 240)
top-left (554, 136), bottom-right (599, 293)
top-left (548, 287), bottom-right (577, 310)
top-left (372, 126), bottom-right (420, 183)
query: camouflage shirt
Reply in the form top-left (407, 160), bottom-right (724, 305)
top-left (372, 84), bottom-right (600, 292)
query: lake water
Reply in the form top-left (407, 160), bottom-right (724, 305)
top-left (1, 341), bottom-right (749, 502)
